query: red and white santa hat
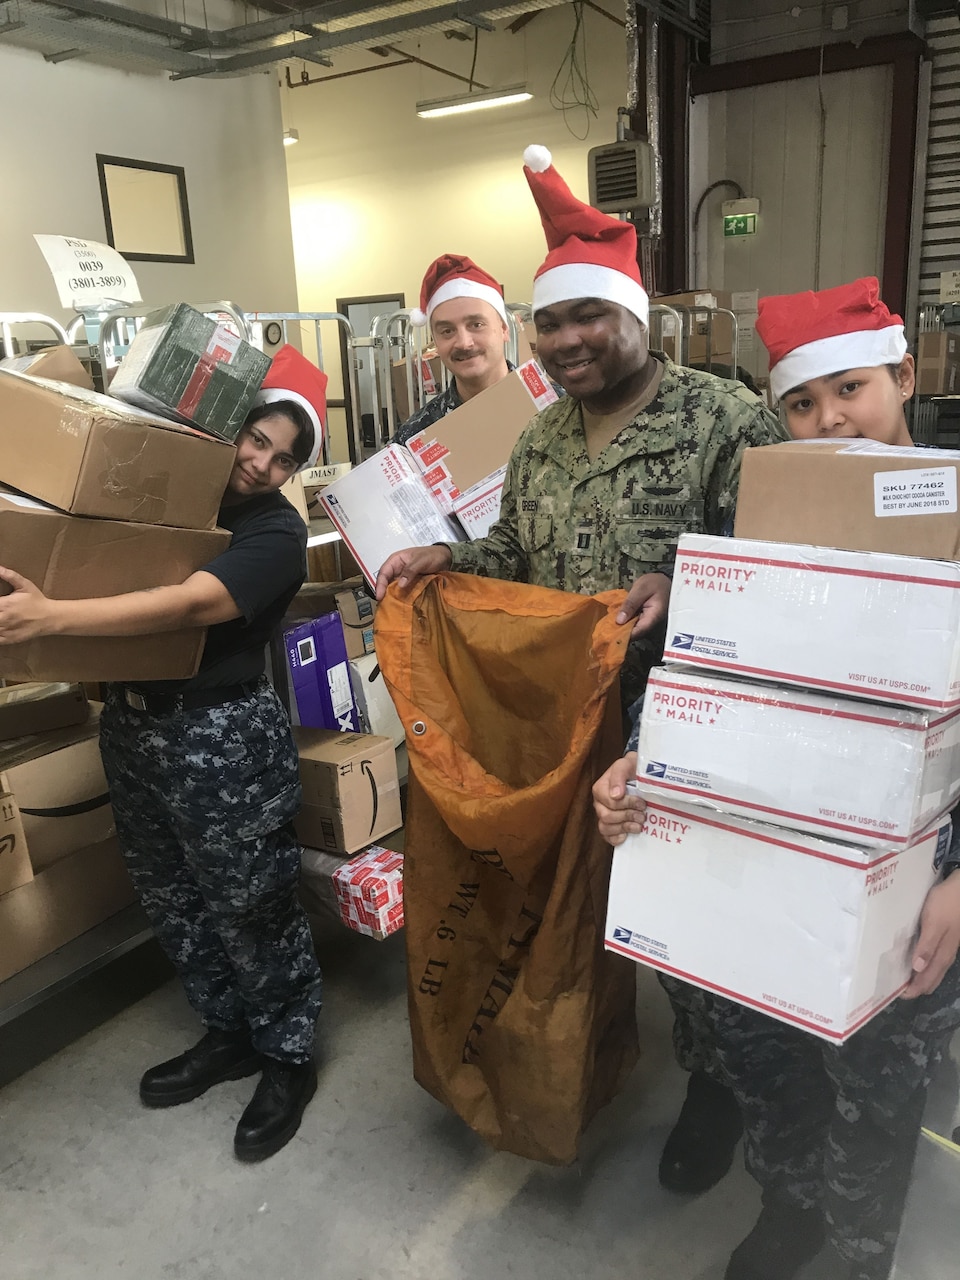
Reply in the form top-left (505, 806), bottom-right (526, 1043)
top-left (410, 253), bottom-right (508, 328)
top-left (522, 144), bottom-right (648, 326)
top-left (757, 277), bottom-right (907, 401)
top-left (253, 344), bottom-right (327, 470)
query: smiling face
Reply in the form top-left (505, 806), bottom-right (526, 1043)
top-left (227, 412), bottom-right (300, 500)
top-left (430, 296), bottom-right (509, 392)
top-left (779, 357), bottom-right (915, 443)
top-left (534, 297), bottom-right (650, 409)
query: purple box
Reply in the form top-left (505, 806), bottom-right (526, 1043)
top-left (284, 614), bottom-right (360, 731)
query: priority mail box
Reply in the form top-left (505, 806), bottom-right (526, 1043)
top-left (406, 360), bottom-right (556, 513)
top-left (0, 344), bottom-right (94, 390)
top-left (0, 712), bottom-right (114, 873)
top-left (0, 367), bottom-right (234, 529)
top-left (319, 444), bottom-right (463, 590)
top-left (348, 652), bottom-right (404, 747)
top-left (294, 728), bottom-right (401, 855)
top-left (639, 667), bottom-right (960, 848)
top-left (0, 490), bottom-right (229, 682)
top-left (453, 466), bottom-right (506, 539)
top-left (331, 844), bottom-right (404, 940)
top-left (605, 799), bottom-right (952, 1043)
top-left (664, 534), bottom-right (960, 711)
top-left (735, 440), bottom-right (960, 559)
top-left (109, 303), bottom-right (270, 442)
top-left (0, 682), bottom-right (89, 740)
top-left (0, 835), bottom-right (136, 983)
top-left (0, 793), bottom-right (33, 896)
top-left (284, 614), bottom-right (359, 732)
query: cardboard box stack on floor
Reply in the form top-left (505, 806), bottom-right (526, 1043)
top-left (605, 443), bottom-right (960, 1044)
top-left (293, 727), bottom-right (402, 855)
top-left (319, 358), bottom-right (557, 586)
top-left (0, 687), bottom-right (135, 983)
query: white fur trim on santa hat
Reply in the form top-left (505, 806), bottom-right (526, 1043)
top-left (523, 144), bottom-right (552, 173)
top-left (426, 277), bottom-right (509, 325)
top-left (770, 324), bottom-right (908, 401)
top-left (532, 262), bottom-right (649, 327)
top-left (409, 307), bottom-right (428, 327)
top-left (253, 387), bottom-right (323, 470)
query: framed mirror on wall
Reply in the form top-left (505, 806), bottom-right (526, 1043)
top-left (96, 155), bottom-right (194, 264)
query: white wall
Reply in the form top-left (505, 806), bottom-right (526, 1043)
top-left (0, 44), bottom-right (299, 322)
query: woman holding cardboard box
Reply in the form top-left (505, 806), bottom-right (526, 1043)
top-left (593, 279), bottom-right (960, 1280)
top-left (0, 346), bottom-right (329, 1165)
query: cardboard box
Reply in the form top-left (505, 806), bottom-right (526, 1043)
top-left (294, 728), bottom-right (401, 854)
top-left (915, 330), bottom-right (960, 396)
top-left (638, 667), bottom-right (960, 848)
top-left (348, 653), bottom-right (404, 747)
top-left (0, 368), bottom-right (234, 529)
top-left (0, 682), bottom-right (89, 740)
top-left (331, 844), bottom-right (404, 940)
top-left (735, 440), bottom-right (960, 559)
top-left (606, 801), bottom-right (951, 1043)
top-left (391, 355), bottom-right (442, 423)
top-left (109, 303), bottom-right (271, 442)
top-left (0, 835), bottom-right (136, 984)
top-left (280, 473), bottom-right (309, 526)
top-left (285, 578), bottom-right (375, 660)
top-left (0, 344), bottom-right (94, 390)
top-left (0, 713), bottom-right (114, 873)
top-left (653, 290), bottom-right (735, 365)
top-left (406, 360), bottom-right (557, 513)
top-left (284, 614), bottom-right (359, 732)
top-left (319, 444), bottom-right (464, 590)
top-left (0, 490), bottom-right (228, 682)
top-left (301, 463), bottom-right (353, 516)
top-left (664, 534), bottom-right (960, 711)
top-left (452, 465), bottom-right (507, 539)
top-left (0, 792), bottom-right (33, 896)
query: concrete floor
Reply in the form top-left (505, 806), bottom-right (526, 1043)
top-left (1, 926), bottom-right (957, 1280)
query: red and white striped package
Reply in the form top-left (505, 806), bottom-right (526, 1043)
top-left (331, 844), bottom-right (404, 940)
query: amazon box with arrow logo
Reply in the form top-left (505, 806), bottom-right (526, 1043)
top-left (293, 727), bottom-right (401, 855)
top-left (0, 708), bottom-right (114, 874)
top-left (0, 792), bottom-right (33, 896)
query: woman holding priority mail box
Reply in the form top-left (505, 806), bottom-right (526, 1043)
top-left (593, 279), bottom-right (960, 1280)
top-left (0, 345), bottom-right (327, 1165)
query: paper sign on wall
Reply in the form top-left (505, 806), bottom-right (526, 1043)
top-left (34, 235), bottom-right (142, 310)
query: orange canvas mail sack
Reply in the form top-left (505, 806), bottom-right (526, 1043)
top-left (376, 574), bottom-right (638, 1164)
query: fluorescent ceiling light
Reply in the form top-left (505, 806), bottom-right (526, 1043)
top-left (416, 85), bottom-right (532, 119)
top-left (283, 128), bottom-right (299, 146)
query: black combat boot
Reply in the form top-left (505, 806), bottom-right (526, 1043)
top-left (234, 1057), bottom-right (318, 1162)
top-left (658, 1069), bottom-right (744, 1193)
top-left (139, 1029), bottom-right (262, 1108)
top-left (724, 1200), bottom-right (826, 1280)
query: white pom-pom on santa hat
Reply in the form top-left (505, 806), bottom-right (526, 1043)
top-left (523, 144), bottom-right (552, 173)
top-left (409, 307), bottom-right (428, 327)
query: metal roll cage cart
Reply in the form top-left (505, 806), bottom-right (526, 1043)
top-left (647, 302), bottom-right (741, 374)
top-left (0, 312), bottom-right (72, 358)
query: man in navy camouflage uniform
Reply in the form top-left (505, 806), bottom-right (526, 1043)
top-left (394, 253), bottom-right (513, 446)
top-left (0, 348), bottom-right (328, 1163)
top-left (377, 144), bottom-right (787, 1190)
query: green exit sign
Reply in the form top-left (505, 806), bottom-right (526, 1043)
top-left (723, 214), bottom-right (757, 237)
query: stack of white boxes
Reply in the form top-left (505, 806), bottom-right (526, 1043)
top-left (604, 527), bottom-right (960, 1044)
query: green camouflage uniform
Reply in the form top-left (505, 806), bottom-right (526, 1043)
top-left (449, 355), bottom-right (787, 708)
top-left (448, 355), bottom-right (786, 1084)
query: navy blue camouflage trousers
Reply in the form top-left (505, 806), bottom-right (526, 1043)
top-left (703, 958), bottom-right (960, 1277)
top-left (100, 685), bottom-right (322, 1064)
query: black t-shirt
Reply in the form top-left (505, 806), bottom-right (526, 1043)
top-left (138, 490), bottom-right (307, 692)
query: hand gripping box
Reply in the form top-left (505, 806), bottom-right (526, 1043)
top-left (331, 844), bottom-right (404, 940)
top-left (318, 444), bottom-right (463, 590)
top-left (638, 667), bottom-right (960, 848)
top-left (605, 799), bottom-right (953, 1043)
top-left (663, 535), bottom-right (960, 711)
